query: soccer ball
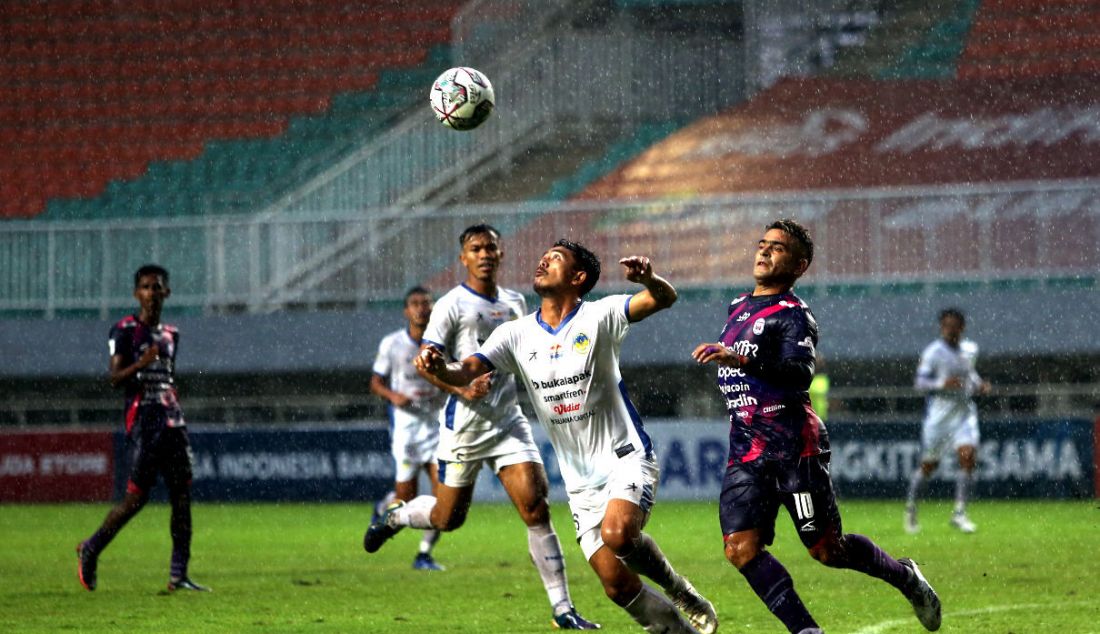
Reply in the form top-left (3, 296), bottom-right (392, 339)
top-left (429, 67), bottom-right (495, 131)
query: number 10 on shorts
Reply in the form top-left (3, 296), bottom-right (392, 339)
top-left (793, 492), bottom-right (815, 520)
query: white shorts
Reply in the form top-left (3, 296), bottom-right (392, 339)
top-left (571, 451), bottom-right (660, 561)
top-left (390, 407), bottom-right (440, 483)
top-left (920, 412), bottom-right (979, 463)
top-left (436, 419), bottom-right (542, 488)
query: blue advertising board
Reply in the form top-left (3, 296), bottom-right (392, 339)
top-left (112, 418), bottom-right (1094, 502)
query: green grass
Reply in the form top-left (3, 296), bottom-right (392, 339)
top-left (1, 500), bottom-right (1098, 633)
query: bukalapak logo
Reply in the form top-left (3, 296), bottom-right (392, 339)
top-left (531, 370), bottom-right (591, 391)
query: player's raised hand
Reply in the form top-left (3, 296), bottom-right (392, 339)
top-left (414, 346), bottom-right (445, 376)
top-left (461, 373), bottom-right (492, 401)
top-left (619, 256), bottom-right (653, 284)
top-left (691, 343), bottom-right (746, 367)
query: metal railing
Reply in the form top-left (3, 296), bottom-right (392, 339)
top-left (2, 383), bottom-right (1096, 427)
top-left (0, 178), bottom-right (1096, 316)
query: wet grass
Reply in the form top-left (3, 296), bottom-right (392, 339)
top-left (1, 500), bottom-right (1097, 633)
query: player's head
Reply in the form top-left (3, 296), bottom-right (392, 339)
top-left (458, 223), bottom-right (503, 284)
top-left (403, 285), bottom-right (433, 328)
top-left (133, 264), bottom-right (170, 314)
top-left (754, 219), bottom-right (813, 288)
top-left (939, 307), bottom-right (966, 346)
top-left (534, 239), bottom-right (601, 298)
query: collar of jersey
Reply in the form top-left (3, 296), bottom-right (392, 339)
top-left (459, 283), bottom-right (499, 303)
top-left (404, 328), bottom-right (422, 345)
top-left (535, 301), bottom-right (583, 335)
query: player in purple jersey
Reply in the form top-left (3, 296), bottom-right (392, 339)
top-left (691, 220), bottom-right (940, 633)
top-left (76, 265), bottom-right (209, 593)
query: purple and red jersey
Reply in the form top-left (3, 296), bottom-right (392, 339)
top-left (715, 291), bottom-right (827, 465)
top-left (108, 315), bottom-right (185, 434)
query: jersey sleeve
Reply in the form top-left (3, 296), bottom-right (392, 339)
top-left (107, 322), bottom-right (131, 360)
top-left (914, 344), bottom-right (940, 391)
top-left (477, 321), bottom-right (519, 376)
top-left (371, 334), bottom-right (393, 377)
top-left (743, 304), bottom-right (816, 391)
top-left (600, 294), bottom-right (632, 344)
top-left (422, 294), bottom-right (456, 355)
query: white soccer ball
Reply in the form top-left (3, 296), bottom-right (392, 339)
top-left (429, 67), bottom-right (495, 131)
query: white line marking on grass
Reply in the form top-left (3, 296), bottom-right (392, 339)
top-left (851, 600), bottom-right (1100, 634)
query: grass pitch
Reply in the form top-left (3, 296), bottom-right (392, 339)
top-left (1, 500), bottom-right (1098, 633)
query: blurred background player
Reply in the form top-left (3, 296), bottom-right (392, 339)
top-left (417, 241), bottom-right (718, 634)
top-left (368, 286), bottom-right (451, 571)
top-left (364, 224), bottom-right (598, 629)
top-left (906, 307), bottom-right (991, 534)
top-left (76, 265), bottom-right (208, 593)
top-left (692, 219), bottom-right (939, 633)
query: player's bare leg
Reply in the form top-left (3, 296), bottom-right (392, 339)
top-left (363, 478), bottom-right (472, 553)
top-left (498, 461), bottom-right (598, 629)
top-left (726, 528), bottom-right (820, 633)
top-left (589, 546), bottom-right (696, 633)
top-left (951, 445), bottom-right (977, 533)
top-left (603, 499), bottom-right (716, 633)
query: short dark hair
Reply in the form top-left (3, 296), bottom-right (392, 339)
top-left (939, 307), bottom-right (965, 326)
top-left (134, 264), bottom-right (169, 288)
top-left (553, 239), bottom-right (601, 297)
top-left (404, 285), bottom-right (431, 305)
top-left (766, 218), bottom-right (814, 266)
top-left (458, 223), bottom-right (500, 247)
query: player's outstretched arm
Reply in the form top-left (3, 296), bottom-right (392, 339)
top-left (414, 347), bottom-right (492, 388)
top-left (621, 256), bottom-right (677, 323)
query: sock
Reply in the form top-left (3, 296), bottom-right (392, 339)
top-left (617, 532), bottom-right (684, 595)
top-left (389, 495), bottom-right (436, 530)
top-left (375, 491), bottom-right (397, 518)
top-left (169, 500), bottom-right (192, 581)
top-left (419, 529), bottom-right (441, 555)
top-left (954, 470), bottom-right (973, 514)
top-left (623, 584), bottom-right (696, 633)
top-left (829, 534), bottom-right (913, 592)
top-left (739, 551), bottom-right (818, 633)
top-left (84, 494), bottom-right (147, 555)
top-left (527, 523), bottom-right (572, 615)
top-left (906, 469), bottom-right (926, 508)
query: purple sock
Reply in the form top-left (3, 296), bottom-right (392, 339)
top-left (739, 551), bottom-right (818, 633)
top-left (84, 528), bottom-right (112, 556)
top-left (833, 534), bottom-right (913, 592)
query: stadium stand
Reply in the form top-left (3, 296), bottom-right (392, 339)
top-left (959, 0), bottom-right (1100, 79)
top-left (0, 0), bottom-right (462, 219)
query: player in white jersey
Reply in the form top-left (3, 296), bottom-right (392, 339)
top-left (905, 308), bottom-right (990, 534)
top-left (417, 239), bottom-right (718, 634)
top-left (364, 225), bottom-right (598, 630)
top-left (367, 286), bottom-right (453, 570)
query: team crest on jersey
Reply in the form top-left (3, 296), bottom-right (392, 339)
top-left (549, 343), bottom-right (563, 360)
top-left (572, 333), bottom-right (591, 354)
top-left (752, 318), bottom-right (765, 335)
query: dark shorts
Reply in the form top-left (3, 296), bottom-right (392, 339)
top-left (719, 453), bottom-right (841, 549)
top-left (126, 421), bottom-right (193, 496)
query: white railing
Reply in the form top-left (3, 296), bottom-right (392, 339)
top-left (0, 179), bottom-right (1097, 317)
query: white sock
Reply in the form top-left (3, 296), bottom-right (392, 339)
top-left (375, 491), bottom-right (397, 518)
top-left (527, 523), bottom-right (572, 615)
top-left (906, 469), bottom-right (926, 508)
top-left (389, 495), bottom-right (436, 530)
top-left (955, 470), bottom-right (973, 514)
top-left (618, 532), bottom-right (684, 595)
top-left (419, 529), bottom-right (441, 555)
top-left (623, 584), bottom-right (696, 633)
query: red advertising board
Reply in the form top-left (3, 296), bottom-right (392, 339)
top-left (578, 76), bottom-right (1100, 199)
top-left (0, 431), bottom-right (114, 502)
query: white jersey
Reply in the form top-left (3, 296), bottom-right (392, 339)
top-left (372, 328), bottom-right (446, 420)
top-left (423, 283), bottom-right (527, 449)
top-left (915, 338), bottom-right (981, 430)
top-left (478, 294), bottom-right (653, 495)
